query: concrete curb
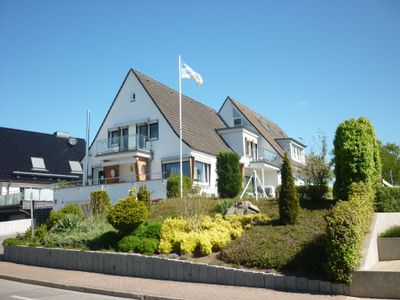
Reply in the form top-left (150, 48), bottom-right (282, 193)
top-left (0, 273), bottom-right (183, 300)
top-left (3, 245), bottom-right (346, 296)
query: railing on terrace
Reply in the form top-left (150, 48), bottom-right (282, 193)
top-left (0, 193), bottom-right (23, 207)
top-left (256, 148), bottom-right (283, 167)
top-left (96, 134), bottom-right (150, 156)
top-left (54, 172), bottom-right (166, 189)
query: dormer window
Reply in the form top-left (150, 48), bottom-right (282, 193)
top-left (233, 107), bottom-right (242, 127)
top-left (31, 157), bottom-right (47, 171)
top-left (69, 161), bottom-right (83, 174)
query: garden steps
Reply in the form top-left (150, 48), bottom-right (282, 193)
top-left (372, 260), bottom-right (400, 271)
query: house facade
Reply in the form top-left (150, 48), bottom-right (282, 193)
top-left (55, 69), bottom-right (305, 206)
top-left (0, 127), bottom-right (85, 220)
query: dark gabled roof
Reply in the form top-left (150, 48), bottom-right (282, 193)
top-left (133, 70), bottom-right (232, 156)
top-left (0, 127), bottom-right (85, 183)
top-left (226, 97), bottom-right (289, 158)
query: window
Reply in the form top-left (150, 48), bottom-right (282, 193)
top-left (109, 130), bottom-right (120, 146)
top-left (162, 161), bottom-right (190, 178)
top-left (258, 119), bottom-right (275, 134)
top-left (233, 108), bottom-right (242, 127)
top-left (136, 121), bottom-right (159, 141)
top-left (194, 161), bottom-right (210, 183)
top-left (130, 92), bottom-right (136, 102)
top-left (69, 161), bottom-right (83, 173)
top-left (31, 157), bottom-right (47, 171)
top-left (149, 122), bottom-right (159, 140)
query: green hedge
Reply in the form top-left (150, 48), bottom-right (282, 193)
top-left (296, 185), bottom-right (330, 202)
top-left (166, 175), bottom-right (191, 198)
top-left (325, 181), bottom-right (374, 283)
top-left (374, 186), bottom-right (400, 212)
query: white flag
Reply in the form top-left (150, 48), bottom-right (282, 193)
top-left (181, 63), bottom-right (203, 86)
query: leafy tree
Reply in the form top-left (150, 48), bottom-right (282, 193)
top-left (216, 152), bottom-right (242, 198)
top-left (333, 117), bottom-right (381, 200)
top-left (300, 134), bottom-right (333, 185)
top-left (279, 153), bottom-right (300, 224)
top-left (379, 141), bottom-right (400, 185)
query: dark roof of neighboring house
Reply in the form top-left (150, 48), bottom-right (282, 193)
top-left (0, 127), bottom-right (85, 183)
top-left (133, 70), bottom-right (232, 156)
top-left (225, 97), bottom-right (290, 158)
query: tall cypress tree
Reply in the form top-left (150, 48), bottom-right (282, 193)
top-left (279, 153), bottom-right (300, 225)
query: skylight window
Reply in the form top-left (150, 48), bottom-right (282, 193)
top-left (31, 157), bottom-right (47, 171)
top-left (69, 161), bottom-right (83, 173)
top-left (258, 119), bottom-right (275, 134)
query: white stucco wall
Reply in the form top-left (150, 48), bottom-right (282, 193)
top-left (190, 150), bottom-right (218, 196)
top-left (54, 179), bottom-right (167, 210)
top-left (88, 70), bottom-right (191, 180)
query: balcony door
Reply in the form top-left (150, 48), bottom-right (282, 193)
top-left (121, 128), bottom-right (128, 151)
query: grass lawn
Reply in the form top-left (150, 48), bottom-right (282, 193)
top-left (219, 199), bottom-right (335, 277)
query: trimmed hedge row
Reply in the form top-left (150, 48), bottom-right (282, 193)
top-left (374, 186), bottom-right (400, 212)
top-left (296, 185), bottom-right (331, 202)
top-left (325, 182), bottom-right (374, 283)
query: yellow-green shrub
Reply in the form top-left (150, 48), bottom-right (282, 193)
top-left (158, 214), bottom-right (248, 256)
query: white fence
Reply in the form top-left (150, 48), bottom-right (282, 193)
top-left (53, 179), bottom-right (167, 210)
top-left (0, 219), bottom-right (31, 236)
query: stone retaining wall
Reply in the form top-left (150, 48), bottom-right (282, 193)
top-left (4, 245), bottom-right (347, 295)
top-left (377, 238), bottom-right (400, 261)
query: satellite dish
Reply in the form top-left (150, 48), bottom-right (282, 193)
top-left (68, 138), bottom-right (78, 146)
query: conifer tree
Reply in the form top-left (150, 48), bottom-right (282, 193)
top-left (279, 153), bottom-right (300, 225)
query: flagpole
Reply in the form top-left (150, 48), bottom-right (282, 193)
top-left (178, 55), bottom-right (183, 199)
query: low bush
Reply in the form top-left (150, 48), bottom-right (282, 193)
top-left (158, 214), bottom-right (243, 256)
top-left (107, 196), bottom-right (149, 235)
top-left (214, 198), bottom-right (235, 214)
top-left (166, 175), bottom-right (191, 198)
top-left (224, 213), bottom-right (271, 228)
top-left (133, 221), bottom-right (162, 240)
top-left (118, 235), bottom-right (159, 254)
top-left (60, 203), bottom-right (84, 218)
top-left (90, 190), bottom-right (111, 217)
top-left (374, 186), bottom-right (400, 212)
top-left (380, 226), bottom-right (400, 238)
top-left (296, 185), bottom-right (330, 202)
top-left (325, 181), bottom-right (374, 283)
top-left (43, 217), bottom-right (116, 249)
top-left (219, 202), bottom-right (328, 275)
top-left (90, 230), bottom-right (121, 250)
top-left (57, 213), bottom-right (82, 232)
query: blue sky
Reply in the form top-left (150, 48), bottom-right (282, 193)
top-left (1, 0), bottom-right (399, 152)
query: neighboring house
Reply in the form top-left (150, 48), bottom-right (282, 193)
top-left (0, 127), bottom-right (85, 221)
top-left (59, 69), bottom-right (305, 205)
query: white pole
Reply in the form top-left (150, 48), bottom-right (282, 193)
top-left (31, 200), bottom-right (34, 239)
top-left (178, 55), bottom-right (183, 199)
top-left (84, 110), bottom-right (90, 186)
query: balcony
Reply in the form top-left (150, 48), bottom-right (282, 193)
top-left (256, 148), bottom-right (283, 167)
top-left (0, 193), bottom-right (22, 207)
top-left (96, 134), bottom-right (150, 156)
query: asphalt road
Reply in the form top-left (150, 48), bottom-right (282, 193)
top-left (0, 279), bottom-right (136, 300)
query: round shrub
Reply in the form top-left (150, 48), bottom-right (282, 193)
top-left (118, 235), bottom-right (158, 254)
top-left (167, 175), bottom-right (191, 198)
top-left (90, 190), bottom-right (111, 216)
top-left (107, 196), bottom-right (149, 235)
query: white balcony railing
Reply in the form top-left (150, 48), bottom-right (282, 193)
top-left (0, 193), bottom-right (22, 207)
top-left (96, 134), bottom-right (150, 156)
top-left (256, 148), bottom-right (283, 166)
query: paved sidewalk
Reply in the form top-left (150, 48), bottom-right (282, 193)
top-left (0, 261), bottom-right (382, 300)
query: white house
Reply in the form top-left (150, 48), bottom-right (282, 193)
top-left (55, 69), bottom-right (306, 206)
